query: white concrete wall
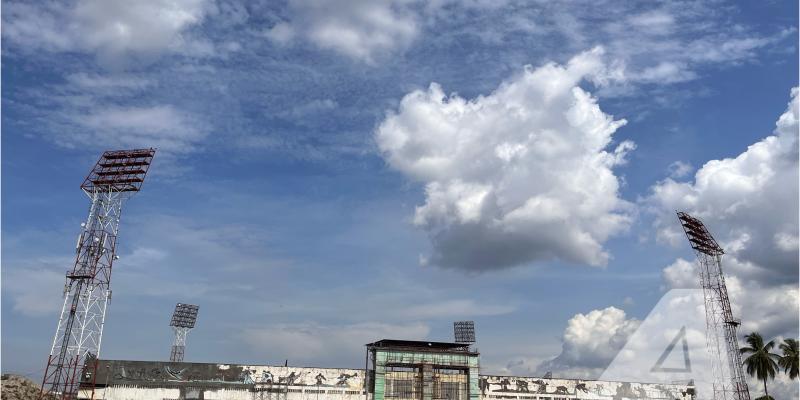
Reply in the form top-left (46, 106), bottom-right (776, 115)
top-left (87, 363), bottom-right (692, 400)
top-left (91, 384), bottom-right (367, 400)
top-left (480, 375), bottom-right (692, 400)
top-left (93, 385), bottom-right (181, 400)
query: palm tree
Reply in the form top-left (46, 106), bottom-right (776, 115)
top-left (740, 332), bottom-right (780, 400)
top-left (778, 338), bottom-right (799, 380)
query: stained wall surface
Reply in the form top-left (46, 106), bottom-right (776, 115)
top-left (81, 360), bottom-right (694, 400)
top-left (479, 375), bottom-right (693, 400)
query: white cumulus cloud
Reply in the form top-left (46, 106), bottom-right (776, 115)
top-left (535, 306), bottom-right (640, 378)
top-left (649, 87), bottom-right (799, 343)
top-left (647, 88), bottom-right (799, 284)
top-left (536, 87), bottom-right (799, 383)
top-left (376, 48), bottom-right (634, 271)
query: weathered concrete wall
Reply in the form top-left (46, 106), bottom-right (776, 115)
top-left (479, 375), bottom-right (693, 400)
top-left (85, 360), bottom-right (365, 400)
top-left (91, 360), bottom-right (363, 389)
top-left (84, 360), bottom-right (693, 400)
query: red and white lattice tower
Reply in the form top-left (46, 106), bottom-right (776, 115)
top-left (677, 212), bottom-right (750, 400)
top-left (40, 149), bottom-right (156, 400)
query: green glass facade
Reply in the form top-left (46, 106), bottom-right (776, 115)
top-left (367, 340), bottom-right (479, 400)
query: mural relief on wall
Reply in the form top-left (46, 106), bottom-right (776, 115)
top-left (97, 361), bottom-right (364, 391)
top-left (480, 375), bottom-right (693, 400)
top-left (240, 368), bottom-right (360, 389)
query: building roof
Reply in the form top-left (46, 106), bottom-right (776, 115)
top-left (365, 339), bottom-right (475, 353)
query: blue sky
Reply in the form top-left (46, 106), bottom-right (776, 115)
top-left (2, 0), bottom-right (798, 395)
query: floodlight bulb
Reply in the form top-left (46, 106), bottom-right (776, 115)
top-left (114, 255), bottom-right (120, 260)
top-left (93, 237), bottom-right (100, 242)
top-left (81, 223), bottom-right (86, 227)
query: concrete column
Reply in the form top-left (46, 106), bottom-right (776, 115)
top-left (422, 365), bottom-right (433, 400)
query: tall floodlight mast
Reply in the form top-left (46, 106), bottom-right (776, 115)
top-left (169, 303), bottom-right (199, 362)
top-left (677, 212), bottom-right (750, 400)
top-left (40, 149), bottom-right (156, 400)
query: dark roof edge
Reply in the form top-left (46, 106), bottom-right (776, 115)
top-left (365, 339), bottom-right (472, 349)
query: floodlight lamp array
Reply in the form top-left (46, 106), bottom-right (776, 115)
top-left (170, 303), bottom-right (199, 328)
top-left (81, 148), bottom-right (156, 193)
top-left (677, 211), bottom-right (724, 256)
top-left (454, 320), bottom-right (476, 343)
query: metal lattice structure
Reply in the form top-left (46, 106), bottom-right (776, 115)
top-left (677, 212), bottom-right (750, 400)
top-left (454, 321), bottom-right (476, 343)
top-left (40, 149), bottom-right (156, 400)
top-left (170, 303), bottom-right (199, 362)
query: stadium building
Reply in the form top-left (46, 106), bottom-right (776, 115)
top-left (81, 339), bottom-right (695, 400)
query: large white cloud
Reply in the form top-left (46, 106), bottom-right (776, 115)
top-left (265, 0), bottom-right (418, 63)
top-left (649, 88), bottom-right (799, 365)
top-left (376, 48), bottom-right (634, 271)
top-left (649, 89), bottom-right (800, 400)
top-left (3, 0), bottom-right (214, 67)
top-left (535, 307), bottom-right (640, 378)
top-left (647, 88), bottom-right (799, 284)
top-left (529, 88), bottom-right (799, 381)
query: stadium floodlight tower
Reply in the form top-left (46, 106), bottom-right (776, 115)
top-left (677, 212), bottom-right (750, 400)
top-left (40, 149), bottom-right (156, 400)
top-left (453, 321), bottom-right (476, 344)
top-left (170, 303), bottom-right (199, 362)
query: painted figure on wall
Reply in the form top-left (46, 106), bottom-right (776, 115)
top-left (499, 378), bottom-right (511, 391)
top-left (165, 366), bottom-right (186, 381)
top-left (614, 383), bottom-right (636, 399)
top-left (279, 371), bottom-right (301, 385)
top-left (479, 377), bottom-right (490, 396)
top-left (239, 370), bottom-right (254, 384)
top-left (315, 373), bottom-right (327, 386)
top-left (336, 373), bottom-right (357, 386)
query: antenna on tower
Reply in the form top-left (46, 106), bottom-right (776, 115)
top-left (170, 303), bottom-right (199, 362)
top-left (677, 211), bottom-right (750, 400)
top-left (40, 148), bottom-right (156, 400)
top-left (453, 321), bottom-right (476, 344)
